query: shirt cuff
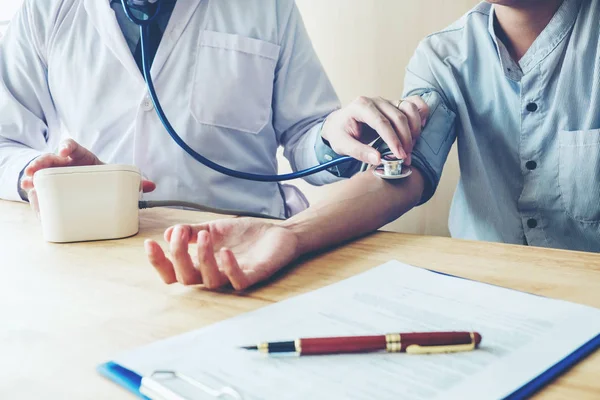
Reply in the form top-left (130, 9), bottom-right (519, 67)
top-left (315, 132), bottom-right (361, 179)
top-left (291, 122), bottom-right (343, 186)
top-left (0, 149), bottom-right (41, 202)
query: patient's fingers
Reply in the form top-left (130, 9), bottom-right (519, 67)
top-left (196, 231), bottom-right (228, 289)
top-left (24, 154), bottom-right (70, 177)
top-left (145, 240), bottom-right (177, 284)
top-left (164, 224), bottom-right (208, 243)
top-left (221, 248), bottom-right (251, 291)
top-left (170, 225), bottom-right (204, 285)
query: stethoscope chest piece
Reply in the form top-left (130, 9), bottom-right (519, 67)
top-left (372, 155), bottom-right (412, 180)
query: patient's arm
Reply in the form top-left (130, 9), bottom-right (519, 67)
top-left (145, 169), bottom-right (425, 291)
top-left (284, 168), bottom-right (425, 255)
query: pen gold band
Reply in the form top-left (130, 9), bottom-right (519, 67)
top-left (257, 342), bottom-right (269, 354)
top-left (294, 339), bottom-right (302, 354)
top-left (385, 333), bottom-right (402, 353)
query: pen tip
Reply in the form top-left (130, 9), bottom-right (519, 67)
top-left (240, 345), bottom-right (258, 351)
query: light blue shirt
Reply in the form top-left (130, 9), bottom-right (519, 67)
top-left (404, 0), bottom-right (600, 252)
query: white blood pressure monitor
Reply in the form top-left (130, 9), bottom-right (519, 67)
top-left (33, 165), bottom-right (142, 243)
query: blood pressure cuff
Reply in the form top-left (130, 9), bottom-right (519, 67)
top-left (405, 90), bottom-right (457, 205)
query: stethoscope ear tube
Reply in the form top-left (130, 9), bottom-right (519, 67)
top-left (121, 0), bottom-right (163, 26)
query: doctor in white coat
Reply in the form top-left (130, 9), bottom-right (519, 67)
top-left (0, 0), bottom-right (426, 219)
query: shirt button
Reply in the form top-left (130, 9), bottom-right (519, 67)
top-left (142, 97), bottom-right (154, 111)
top-left (527, 218), bottom-right (538, 229)
top-left (526, 161), bottom-right (537, 170)
top-left (526, 103), bottom-right (538, 112)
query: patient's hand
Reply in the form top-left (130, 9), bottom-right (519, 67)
top-left (145, 218), bottom-right (299, 291)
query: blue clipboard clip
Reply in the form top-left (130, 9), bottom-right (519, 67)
top-left (141, 370), bottom-right (244, 400)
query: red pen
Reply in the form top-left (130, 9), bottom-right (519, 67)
top-left (241, 331), bottom-right (482, 356)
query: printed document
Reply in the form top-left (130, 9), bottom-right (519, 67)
top-left (114, 261), bottom-right (600, 399)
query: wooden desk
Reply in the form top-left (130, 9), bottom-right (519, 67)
top-left (0, 200), bottom-right (599, 399)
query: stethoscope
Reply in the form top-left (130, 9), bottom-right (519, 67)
top-left (120, 0), bottom-right (411, 182)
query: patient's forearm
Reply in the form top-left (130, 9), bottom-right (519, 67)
top-left (282, 169), bottom-right (425, 256)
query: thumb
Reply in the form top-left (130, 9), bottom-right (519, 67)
top-left (28, 188), bottom-right (40, 220)
top-left (141, 179), bottom-right (156, 193)
top-left (333, 135), bottom-right (381, 165)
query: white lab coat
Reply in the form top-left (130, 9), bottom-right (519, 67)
top-left (0, 0), bottom-right (342, 218)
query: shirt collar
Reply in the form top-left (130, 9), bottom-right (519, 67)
top-left (110, 0), bottom-right (177, 14)
top-left (488, 0), bottom-right (581, 77)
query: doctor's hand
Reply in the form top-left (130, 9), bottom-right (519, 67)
top-left (320, 95), bottom-right (429, 166)
top-left (20, 138), bottom-right (156, 216)
top-left (145, 219), bottom-right (298, 291)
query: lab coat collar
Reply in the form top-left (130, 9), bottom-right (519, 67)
top-left (151, 0), bottom-right (203, 78)
top-left (84, 0), bottom-right (145, 84)
top-left (83, 0), bottom-right (202, 84)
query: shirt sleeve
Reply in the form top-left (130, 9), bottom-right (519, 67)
top-left (401, 41), bottom-right (457, 205)
top-left (0, 0), bottom-right (58, 201)
top-left (272, 1), bottom-right (347, 186)
top-left (314, 133), bottom-right (362, 178)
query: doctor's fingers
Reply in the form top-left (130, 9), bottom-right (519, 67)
top-left (27, 188), bottom-right (41, 219)
top-left (145, 240), bottom-right (177, 284)
top-left (349, 97), bottom-right (405, 161)
top-left (23, 154), bottom-right (71, 179)
top-left (402, 96), bottom-right (430, 127)
top-left (58, 139), bottom-right (103, 166)
top-left (20, 177), bottom-right (35, 191)
top-left (328, 130), bottom-right (381, 166)
top-left (141, 180), bottom-right (157, 193)
top-left (373, 98), bottom-right (415, 165)
top-left (395, 100), bottom-right (423, 140)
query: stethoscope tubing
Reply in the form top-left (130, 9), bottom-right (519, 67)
top-left (122, 0), bottom-right (357, 182)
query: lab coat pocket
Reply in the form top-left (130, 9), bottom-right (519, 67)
top-left (190, 30), bottom-right (281, 134)
top-left (558, 129), bottom-right (600, 223)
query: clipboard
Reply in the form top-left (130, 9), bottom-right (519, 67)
top-left (98, 335), bottom-right (600, 400)
top-left (97, 262), bottom-right (600, 399)
top-left (98, 362), bottom-right (244, 400)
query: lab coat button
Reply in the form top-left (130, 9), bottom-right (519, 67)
top-left (142, 97), bottom-right (154, 111)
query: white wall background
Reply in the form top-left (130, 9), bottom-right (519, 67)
top-left (286, 0), bottom-right (480, 237)
top-left (0, 0), bottom-right (480, 236)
